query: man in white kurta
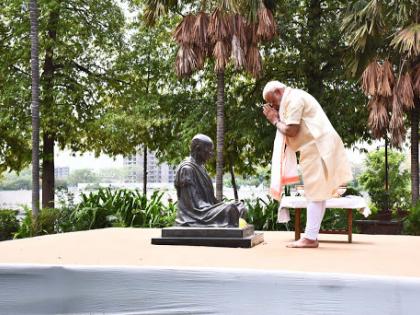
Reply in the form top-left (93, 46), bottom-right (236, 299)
top-left (262, 81), bottom-right (352, 248)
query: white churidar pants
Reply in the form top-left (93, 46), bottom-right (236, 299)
top-left (304, 200), bottom-right (326, 240)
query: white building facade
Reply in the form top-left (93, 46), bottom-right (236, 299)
top-left (123, 147), bottom-right (175, 184)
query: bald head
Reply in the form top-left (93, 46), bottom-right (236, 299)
top-left (190, 134), bottom-right (214, 164)
top-left (191, 134), bottom-right (213, 146)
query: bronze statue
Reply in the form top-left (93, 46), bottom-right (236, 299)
top-left (175, 134), bottom-right (246, 227)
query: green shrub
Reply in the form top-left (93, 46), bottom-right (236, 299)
top-left (71, 188), bottom-right (176, 230)
top-left (358, 148), bottom-right (410, 211)
top-left (246, 197), bottom-right (286, 231)
top-left (14, 207), bottom-right (62, 238)
top-left (245, 194), bottom-right (365, 232)
top-left (56, 206), bottom-right (76, 233)
top-left (56, 189), bottom-right (78, 232)
top-left (114, 190), bottom-right (165, 227)
top-left (36, 208), bottom-right (61, 235)
top-left (0, 210), bottom-right (20, 241)
top-left (71, 189), bottom-right (116, 230)
top-left (14, 207), bottom-right (33, 239)
top-left (403, 202), bottom-right (420, 235)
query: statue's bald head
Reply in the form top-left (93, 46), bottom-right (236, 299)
top-left (191, 134), bottom-right (213, 152)
top-left (190, 134), bottom-right (214, 163)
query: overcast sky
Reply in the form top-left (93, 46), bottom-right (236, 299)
top-left (55, 149), bottom-right (124, 170)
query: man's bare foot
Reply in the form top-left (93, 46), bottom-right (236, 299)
top-left (286, 238), bottom-right (319, 248)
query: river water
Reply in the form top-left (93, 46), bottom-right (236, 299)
top-left (0, 185), bottom-right (269, 211)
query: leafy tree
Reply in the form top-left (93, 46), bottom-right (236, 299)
top-left (67, 169), bottom-right (99, 186)
top-left (341, 0), bottom-right (420, 203)
top-left (0, 0), bottom-right (126, 208)
top-left (0, 0), bottom-right (373, 204)
top-left (116, 0), bottom-right (370, 199)
top-left (0, 168), bottom-right (32, 190)
top-left (359, 148), bottom-right (411, 211)
top-left (206, 0), bottom-right (370, 182)
top-left (140, 0), bottom-right (277, 200)
top-left (90, 14), bottom-right (180, 193)
top-left (0, 4), bottom-right (32, 174)
top-left (258, 0), bottom-right (371, 145)
top-left (97, 167), bottom-right (130, 183)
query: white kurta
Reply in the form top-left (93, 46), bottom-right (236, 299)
top-left (279, 88), bottom-right (352, 201)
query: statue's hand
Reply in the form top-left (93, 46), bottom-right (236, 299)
top-left (234, 201), bottom-right (247, 218)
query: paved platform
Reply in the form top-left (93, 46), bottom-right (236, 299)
top-left (0, 227), bottom-right (419, 278)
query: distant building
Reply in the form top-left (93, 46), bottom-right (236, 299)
top-left (123, 148), bottom-right (175, 183)
top-left (55, 166), bottom-right (70, 179)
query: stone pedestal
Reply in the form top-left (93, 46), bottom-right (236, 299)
top-left (151, 225), bottom-right (264, 248)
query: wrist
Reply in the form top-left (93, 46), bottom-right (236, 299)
top-left (275, 120), bottom-right (285, 134)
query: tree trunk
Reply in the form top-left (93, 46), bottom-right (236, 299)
top-left (143, 145), bottom-right (147, 195)
top-left (216, 71), bottom-right (225, 202)
top-left (30, 0), bottom-right (40, 217)
top-left (411, 104), bottom-right (419, 205)
top-left (384, 136), bottom-right (389, 212)
top-left (305, 0), bottom-right (323, 100)
top-left (42, 134), bottom-right (55, 208)
top-left (41, 9), bottom-right (59, 209)
top-left (229, 160), bottom-right (238, 202)
top-left (143, 52), bottom-right (151, 196)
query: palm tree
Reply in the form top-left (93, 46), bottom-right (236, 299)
top-left (29, 0), bottom-right (40, 218)
top-left (144, 0), bottom-right (277, 201)
top-left (341, 0), bottom-right (420, 204)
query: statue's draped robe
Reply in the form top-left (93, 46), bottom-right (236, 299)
top-left (175, 158), bottom-right (239, 227)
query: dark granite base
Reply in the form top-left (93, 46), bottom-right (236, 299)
top-left (162, 225), bottom-right (255, 238)
top-left (152, 226), bottom-right (264, 248)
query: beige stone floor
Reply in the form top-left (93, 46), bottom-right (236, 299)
top-left (0, 228), bottom-right (419, 278)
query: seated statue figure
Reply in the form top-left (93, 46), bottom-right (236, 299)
top-left (175, 134), bottom-right (246, 227)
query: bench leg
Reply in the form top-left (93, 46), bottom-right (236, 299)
top-left (347, 209), bottom-right (353, 243)
top-left (295, 208), bottom-right (301, 241)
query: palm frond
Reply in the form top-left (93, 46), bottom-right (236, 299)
top-left (378, 60), bottom-right (394, 97)
top-left (193, 45), bottom-right (206, 70)
top-left (245, 44), bottom-right (262, 78)
top-left (391, 24), bottom-right (420, 57)
top-left (390, 93), bottom-right (405, 147)
top-left (395, 72), bottom-right (414, 110)
top-left (361, 61), bottom-right (381, 96)
top-left (231, 34), bottom-right (246, 69)
top-left (341, 0), bottom-right (385, 53)
top-left (368, 96), bottom-right (388, 138)
top-left (359, 0), bottom-right (385, 34)
top-left (246, 22), bottom-right (259, 46)
top-left (412, 64), bottom-right (420, 96)
top-left (235, 0), bottom-right (260, 23)
top-left (231, 14), bottom-right (248, 54)
top-left (175, 45), bottom-right (197, 77)
top-left (213, 40), bottom-right (230, 72)
top-left (390, 124), bottom-right (405, 147)
top-left (143, 0), bottom-right (178, 26)
top-left (208, 8), bottom-right (232, 42)
top-left (192, 12), bottom-right (210, 49)
top-left (173, 15), bottom-right (196, 45)
top-left (257, 2), bottom-right (277, 42)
